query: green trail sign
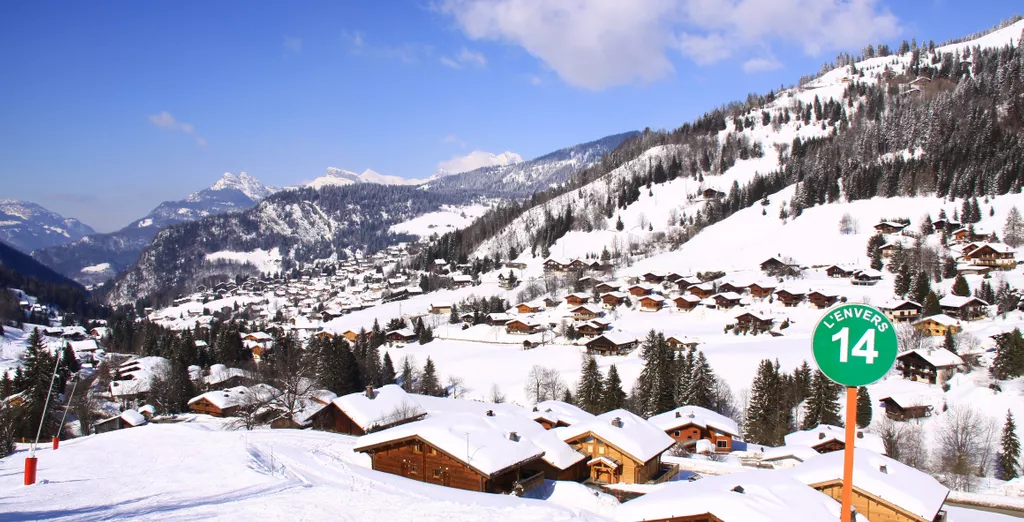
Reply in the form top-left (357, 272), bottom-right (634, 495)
top-left (812, 303), bottom-right (898, 387)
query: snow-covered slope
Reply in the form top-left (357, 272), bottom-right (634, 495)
top-left (0, 199), bottom-right (95, 253)
top-left (305, 167), bottom-right (430, 188)
top-left (434, 150), bottom-right (524, 177)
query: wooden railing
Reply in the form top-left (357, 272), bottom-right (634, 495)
top-left (513, 471), bottom-right (546, 496)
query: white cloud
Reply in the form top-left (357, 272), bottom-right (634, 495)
top-left (441, 134), bottom-right (468, 147)
top-left (441, 47), bottom-right (488, 69)
top-left (284, 36), bottom-right (302, 54)
top-left (436, 150), bottom-right (522, 175)
top-left (742, 56), bottom-right (782, 73)
top-left (147, 111), bottom-right (206, 147)
top-left (529, 75), bottom-right (542, 85)
top-left (437, 0), bottom-right (901, 88)
top-left (343, 30), bottom-right (433, 63)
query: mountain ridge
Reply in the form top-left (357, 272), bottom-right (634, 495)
top-left (0, 199), bottom-right (96, 254)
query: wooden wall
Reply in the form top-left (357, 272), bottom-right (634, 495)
top-left (665, 425), bottom-right (732, 452)
top-left (566, 432), bottom-right (662, 484)
top-left (816, 482), bottom-right (925, 522)
top-left (309, 405), bottom-right (366, 435)
top-left (366, 438), bottom-right (533, 494)
top-left (188, 398), bottom-right (228, 417)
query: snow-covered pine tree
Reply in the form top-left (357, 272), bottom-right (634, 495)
top-left (576, 355), bottom-right (604, 414)
top-left (893, 262), bottom-right (912, 297)
top-left (952, 275), bottom-right (971, 297)
top-left (419, 357), bottom-right (442, 397)
top-left (997, 410), bottom-right (1021, 480)
top-left (685, 351), bottom-right (715, 410)
top-left (802, 370), bottom-right (842, 429)
top-left (856, 386), bottom-right (872, 428)
top-left (380, 352), bottom-right (397, 385)
top-left (1004, 206), bottom-right (1024, 248)
top-left (602, 364), bottom-right (627, 412)
top-left (399, 356), bottom-right (416, 392)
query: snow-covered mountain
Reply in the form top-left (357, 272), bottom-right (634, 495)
top-left (305, 167), bottom-right (426, 188)
top-left (434, 150), bottom-right (524, 177)
top-left (32, 172), bottom-right (278, 286)
top-left (0, 199), bottom-right (95, 253)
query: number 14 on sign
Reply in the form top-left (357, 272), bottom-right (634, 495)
top-left (832, 327), bottom-right (878, 364)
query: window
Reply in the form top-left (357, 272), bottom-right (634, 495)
top-left (429, 447), bottom-right (437, 455)
top-left (717, 440), bottom-right (728, 448)
top-left (413, 442), bottom-right (424, 454)
top-left (409, 463), bottom-right (418, 474)
top-left (583, 435), bottom-right (595, 443)
top-left (433, 469), bottom-right (441, 478)
top-left (673, 430), bottom-right (680, 437)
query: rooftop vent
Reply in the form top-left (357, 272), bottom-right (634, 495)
top-left (486, 410), bottom-right (495, 417)
top-left (611, 417), bottom-right (623, 428)
top-left (879, 465), bottom-right (888, 474)
top-left (857, 431), bottom-right (864, 439)
top-left (732, 485), bottom-right (745, 494)
top-left (365, 385), bottom-right (374, 399)
top-left (818, 432), bottom-right (827, 440)
top-left (509, 431), bottom-right (519, 442)
top-left (675, 411), bottom-right (681, 418)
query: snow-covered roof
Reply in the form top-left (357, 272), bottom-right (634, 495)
top-left (914, 313), bottom-right (960, 327)
top-left (640, 294), bottom-right (665, 302)
top-left (556, 409), bottom-right (674, 463)
top-left (939, 295), bottom-right (989, 308)
top-left (617, 471), bottom-right (841, 522)
top-left (783, 425), bottom-right (885, 454)
top-left (354, 412), bottom-right (545, 477)
top-left (109, 357), bottom-right (170, 397)
top-left (783, 449), bottom-right (948, 521)
top-left (204, 364), bottom-right (252, 386)
top-left (589, 333), bottom-right (638, 346)
top-left (879, 299), bottom-right (921, 310)
top-left (970, 242), bottom-right (1015, 254)
top-left (120, 409), bottom-right (147, 427)
top-left (714, 291), bottom-right (743, 301)
top-left (68, 339), bottom-right (99, 352)
top-left (332, 384), bottom-right (426, 432)
top-left (601, 291), bottom-right (628, 299)
top-left (452, 274), bottom-right (473, 283)
top-left (648, 406), bottom-right (739, 437)
top-left (487, 313), bottom-right (512, 322)
top-left (898, 348), bottom-right (964, 368)
top-left (531, 400), bottom-right (596, 427)
top-left (188, 385), bottom-right (280, 410)
top-left (760, 445), bottom-right (821, 464)
top-left (674, 294), bottom-right (701, 303)
top-left (386, 328), bottom-right (416, 338)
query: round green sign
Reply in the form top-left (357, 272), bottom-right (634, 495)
top-left (812, 303), bottom-right (898, 387)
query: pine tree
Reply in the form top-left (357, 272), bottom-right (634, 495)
top-left (363, 342), bottom-right (382, 387)
top-left (449, 303), bottom-right (459, 324)
top-left (419, 357), bottom-right (442, 396)
top-left (997, 410), bottom-right (1021, 480)
top-left (942, 256), bottom-right (957, 279)
top-left (685, 351), bottom-right (714, 409)
top-left (971, 198), bottom-right (982, 224)
top-left (993, 329), bottom-right (1024, 380)
top-left (615, 215), bottom-right (624, 231)
top-left (856, 386), bottom-right (872, 429)
top-left (944, 329), bottom-right (958, 354)
top-left (576, 356), bottom-right (604, 414)
top-left (1004, 206), bottom-right (1024, 248)
top-left (802, 370), bottom-right (841, 429)
top-left (893, 262), bottom-right (912, 297)
top-left (951, 275), bottom-right (970, 297)
top-left (923, 291), bottom-right (942, 317)
top-left (867, 234), bottom-right (885, 270)
top-left (0, 372), bottom-right (12, 400)
top-left (793, 361), bottom-right (813, 404)
top-left (745, 359), bottom-right (789, 446)
top-left (380, 352), bottom-right (397, 385)
top-left (19, 329), bottom-right (59, 438)
top-left (911, 271), bottom-right (932, 305)
top-left (602, 364), bottom-right (627, 412)
top-left (561, 388), bottom-right (574, 404)
top-left (399, 356), bottom-right (416, 392)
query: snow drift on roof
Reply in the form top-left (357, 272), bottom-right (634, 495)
top-left (556, 409), bottom-right (674, 463)
top-left (648, 405), bottom-right (739, 437)
top-left (332, 384), bottom-right (426, 431)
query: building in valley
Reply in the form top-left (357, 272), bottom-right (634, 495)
top-left (911, 314), bottom-right (961, 337)
top-left (783, 425), bottom-right (886, 455)
top-left (879, 300), bottom-right (922, 323)
top-left (896, 349), bottom-right (964, 385)
top-left (648, 406), bottom-right (740, 453)
top-left (585, 333), bottom-right (639, 356)
top-left (309, 384), bottom-right (426, 435)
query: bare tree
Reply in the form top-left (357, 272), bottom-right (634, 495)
top-left (876, 416), bottom-right (929, 470)
top-left (446, 375), bottom-right (470, 399)
top-left (838, 213), bottom-right (859, 235)
top-left (489, 383), bottom-right (506, 404)
top-left (524, 365), bottom-right (567, 404)
top-left (895, 323), bottom-right (928, 353)
top-left (934, 406), bottom-right (996, 491)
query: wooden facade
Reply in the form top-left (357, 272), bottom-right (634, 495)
top-left (664, 423), bottom-right (733, 453)
top-left (565, 294), bottom-right (590, 306)
top-left (826, 265), bottom-right (854, 278)
top-left (896, 351), bottom-right (960, 385)
top-left (306, 404), bottom-right (367, 435)
top-left (807, 291), bottom-right (839, 309)
top-left (882, 301), bottom-right (922, 323)
top-left (506, 320), bottom-right (541, 335)
top-left (673, 296), bottom-right (699, 311)
top-left (564, 432), bottom-right (664, 484)
top-left (688, 285), bottom-right (714, 299)
top-left (639, 296), bottom-right (664, 312)
top-left (734, 313), bottom-right (773, 333)
top-left (712, 294), bottom-right (741, 309)
top-left (811, 480), bottom-right (942, 522)
top-left (880, 397), bottom-right (933, 421)
top-left (586, 336), bottom-right (639, 356)
top-left (188, 397), bottom-right (238, 418)
top-left (628, 285), bottom-right (653, 297)
top-left (775, 290), bottom-right (805, 307)
top-left (912, 317), bottom-right (961, 337)
top-left (516, 303), bottom-right (541, 314)
top-left (601, 293), bottom-right (625, 308)
top-left (747, 283), bottom-right (776, 299)
top-left (577, 322), bottom-right (606, 337)
top-left (361, 437), bottom-right (544, 494)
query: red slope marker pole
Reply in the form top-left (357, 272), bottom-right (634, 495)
top-left (841, 386), bottom-right (857, 522)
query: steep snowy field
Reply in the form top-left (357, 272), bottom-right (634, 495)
top-left (389, 204), bottom-right (492, 238)
top-left (0, 420), bottom-right (604, 521)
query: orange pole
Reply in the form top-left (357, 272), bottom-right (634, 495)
top-left (24, 457), bottom-right (37, 485)
top-left (841, 386), bottom-right (857, 522)
top-left (52, 436), bottom-right (59, 450)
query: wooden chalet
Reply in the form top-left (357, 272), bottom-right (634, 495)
top-left (938, 295), bottom-right (988, 320)
top-left (785, 449), bottom-right (949, 522)
top-left (429, 303), bottom-right (452, 315)
top-left (674, 277), bottom-right (701, 292)
top-left (851, 269), bottom-right (883, 286)
top-left (187, 385), bottom-right (278, 418)
top-left (783, 425), bottom-right (885, 456)
top-left (760, 256), bottom-right (798, 274)
top-left (600, 292), bottom-right (627, 309)
top-left (93, 409), bottom-right (148, 434)
top-left (585, 334), bottom-right (639, 356)
top-left (642, 272), bottom-right (666, 284)
top-left (734, 312), bottom-right (774, 333)
top-left (717, 282), bottom-right (745, 295)
top-left (931, 218), bottom-right (960, 233)
top-left (747, 282), bottom-right (776, 299)
top-left (542, 297), bottom-right (560, 308)
top-left (639, 294), bottom-right (665, 312)
top-left (702, 188), bottom-right (725, 199)
top-left (774, 289), bottom-right (805, 307)
top-left (564, 293), bottom-right (591, 306)
top-left (688, 283), bottom-right (715, 299)
top-left (912, 314), bottom-right (961, 337)
top-left (543, 258), bottom-right (566, 272)
top-left (879, 395), bottom-right (933, 421)
top-left (594, 282), bottom-right (620, 294)
top-left (386, 329), bottom-right (417, 344)
top-left (711, 292), bottom-right (742, 309)
top-left (309, 385), bottom-right (426, 435)
top-left (825, 265), bottom-right (854, 278)
top-left (627, 284), bottom-right (654, 297)
top-left (873, 221), bottom-right (908, 235)
top-left (665, 336), bottom-right (701, 352)
top-left (962, 242), bottom-right (1016, 269)
top-left (515, 302), bottom-right (541, 314)
top-left (487, 313), bottom-right (513, 326)
top-left (807, 291), bottom-right (839, 309)
top-left (896, 349), bottom-right (963, 385)
top-left (353, 413), bottom-right (547, 495)
top-left (570, 305), bottom-right (603, 321)
top-left (673, 295), bottom-right (700, 311)
top-left (648, 406), bottom-right (740, 453)
top-left (879, 300), bottom-right (922, 323)
top-left (506, 319), bottom-right (542, 335)
top-left (559, 410), bottom-right (674, 484)
top-left (577, 321), bottom-right (608, 338)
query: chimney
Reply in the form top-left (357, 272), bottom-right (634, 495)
top-left (365, 385), bottom-right (374, 399)
top-left (486, 409), bottom-right (495, 417)
top-left (818, 432), bottom-right (826, 440)
top-left (731, 485), bottom-right (745, 494)
top-left (857, 431), bottom-right (864, 439)
top-left (611, 417), bottom-right (623, 428)
top-left (675, 411), bottom-right (681, 418)
top-left (509, 431), bottom-right (519, 442)
top-left (879, 465), bottom-right (888, 474)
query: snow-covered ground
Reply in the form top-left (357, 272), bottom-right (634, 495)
top-left (390, 204), bottom-right (491, 238)
top-left (205, 247), bottom-right (283, 274)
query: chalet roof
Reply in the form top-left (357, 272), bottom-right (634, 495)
top-left (188, 384), bottom-right (280, 410)
top-left (204, 364), bottom-right (253, 386)
top-left (913, 314), bottom-right (960, 327)
top-left (879, 392), bottom-right (942, 411)
top-left (875, 221), bottom-right (908, 229)
top-left (120, 409), bottom-right (148, 427)
top-left (430, 302), bottom-right (452, 308)
top-left (506, 318), bottom-right (541, 328)
top-left (879, 299), bottom-right (922, 311)
top-left (939, 294), bottom-right (989, 308)
top-left (487, 313), bottom-right (513, 322)
top-left (968, 242), bottom-right (1015, 254)
top-left (68, 339), bottom-right (99, 352)
top-left (570, 304), bottom-right (602, 314)
top-left (898, 348), bottom-right (964, 369)
top-left (853, 268), bottom-right (883, 278)
top-left (617, 471), bottom-right (841, 522)
top-left (648, 406), bottom-right (739, 437)
top-left (601, 291), bottom-right (628, 300)
top-left (556, 409), bottom-right (674, 463)
top-left (783, 425), bottom-right (885, 454)
top-left (451, 274), bottom-right (473, 283)
top-left (691, 282), bottom-right (715, 292)
top-left (761, 445), bottom-right (821, 464)
top-left (587, 333), bottom-right (638, 347)
top-left (713, 291), bottom-right (743, 301)
top-left (674, 295), bottom-right (701, 303)
top-left (354, 412), bottom-right (546, 477)
top-left (807, 290), bottom-right (839, 298)
top-left (386, 328), bottom-right (416, 338)
top-left (640, 294), bottom-right (666, 303)
top-left (665, 335), bottom-right (702, 346)
top-left (566, 292), bottom-right (591, 300)
top-left (333, 384), bottom-right (426, 431)
top-left (531, 400), bottom-right (596, 427)
top-left (109, 357), bottom-right (170, 398)
top-left (736, 311), bottom-right (772, 322)
top-left (782, 449), bottom-right (948, 522)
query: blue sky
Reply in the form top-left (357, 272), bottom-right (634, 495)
top-left (0, 1), bottom-right (1019, 232)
